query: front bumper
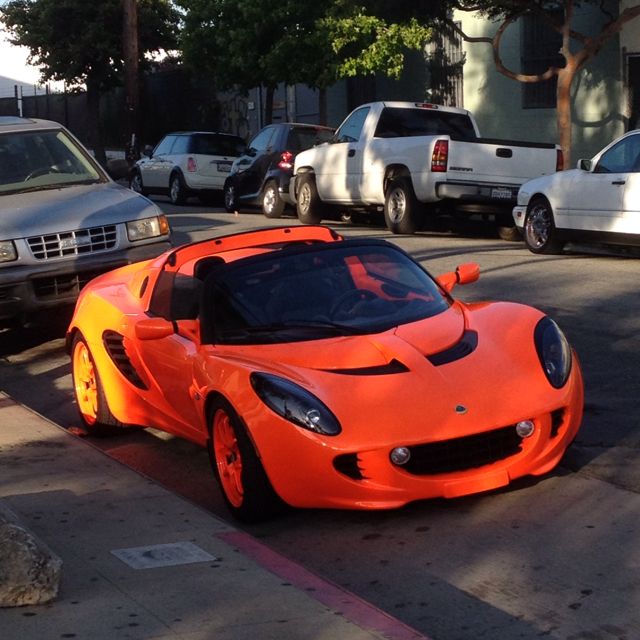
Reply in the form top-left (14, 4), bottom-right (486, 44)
top-left (254, 361), bottom-right (584, 511)
top-left (0, 240), bottom-right (171, 322)
top-left (513, 205), bottom-right (527, 228)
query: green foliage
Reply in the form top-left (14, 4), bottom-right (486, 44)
top-left (324, 14), bottom-right (433, 79)
top-left (0, 0), bottom-right (179, 89)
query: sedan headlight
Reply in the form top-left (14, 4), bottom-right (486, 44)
top-left (534, 317), bottom-right (572, 388)
top-left (126, 215), bottom-right (170, 241)
top-left (250, 372), bottom-right (341, 435)
top-left (0, 240), bottom-right (17, 263)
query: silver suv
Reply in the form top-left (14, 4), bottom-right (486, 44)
top-left (0, 116), bottom-right (172, 325)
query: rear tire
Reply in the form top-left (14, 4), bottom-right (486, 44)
top-left (71, 333), bottom-right (124, 436)
top-left (384, 178), bottom-right (421, 234)
top-left (296, 174), bottom-right (324, 225)
top-left (208, 397), bottom-right (285, 523)
top-left (523, 197), bottom-right (564, 254)
top-left (262, 180), bottom-right (285, 218)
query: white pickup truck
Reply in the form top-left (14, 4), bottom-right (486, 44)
top-left (291, 101), bottom-right (562, 238)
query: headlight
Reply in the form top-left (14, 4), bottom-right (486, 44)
top-left (0, 240), bottom-right (17, 263)
top-left (250, 372), bottom-right (341, 435)
top-left (534, 317), bottom-right (572, 388)
top-left (126, 215), bottom-right (170, 241)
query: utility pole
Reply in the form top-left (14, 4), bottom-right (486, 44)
top-left (122, 0), bottom-right (139, 163)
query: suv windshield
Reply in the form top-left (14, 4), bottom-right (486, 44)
top-left (200, 242), bottom-right (451, 344)
top-left (0, 128), bottom-right (104, 195)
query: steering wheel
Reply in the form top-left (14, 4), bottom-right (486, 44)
top-left (330, 289), bottom-right (377, 318)
top-left (24, 167), bottom-right (61, 181)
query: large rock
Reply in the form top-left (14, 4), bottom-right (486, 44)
top-left (0, 505), bottom-right (62, 607)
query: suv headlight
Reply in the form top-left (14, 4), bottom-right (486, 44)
top-left (250, 372), bottom-right (341, 435)
top-left (126, 215), bottom-right (170, 241)
top-left (534, 317), bottom-right (572, 388)
top-left (0, 240), bottom-right (17, 263)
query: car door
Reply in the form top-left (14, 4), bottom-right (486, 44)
top-left (315, 106), bottom-right (370, 202)
top-left (141, 134), bottom-right (177, 189)
top-left (136, 330), bottom-right (204, 441)
top-left (233, 126), bottom-right (276, 199)
top-left (569, 135), bottom-right (640, 232)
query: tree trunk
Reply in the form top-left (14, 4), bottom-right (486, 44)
top-left (86, 77), bottom-right (106, 167)
top-left (318, 87), bottom-right (327, 126)
top-left (264, 86), bottom-right (275, 125)
top-left (556, 65), bottom-right (576, 168)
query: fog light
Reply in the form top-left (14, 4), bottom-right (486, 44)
top-left (516, 420), bottom-right (535, 438)
top-left (390, 447), bottom-right (411, 466)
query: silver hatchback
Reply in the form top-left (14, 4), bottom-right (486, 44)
top-left (0, 116), bottom-right (171, 325)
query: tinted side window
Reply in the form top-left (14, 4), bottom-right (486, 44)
top-left (154, 135), bottom-right (177, 155)
top-left (336, 107), bottom-right (370, 143)
top-left (171, 136), bottom-right (190, 154)
top-left (374, 108), bottom-right (477, 141)
top-left (248, 127), bottom-right (276, 153)
top-left (595, 135), bottom-right (640, 173)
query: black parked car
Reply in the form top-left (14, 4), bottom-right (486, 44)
top-left (223, 123), bottom-right (334, 218)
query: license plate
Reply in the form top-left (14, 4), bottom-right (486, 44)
top-left (491, 187), bottom-right (514, 200)
top-left (217, 162), bottom-right (231, 172)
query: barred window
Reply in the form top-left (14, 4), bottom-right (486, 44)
top-left (521, 11), bottom-right (564, 109)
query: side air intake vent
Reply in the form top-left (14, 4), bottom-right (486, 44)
top-left (102, 331), bottom-right (147, 390)
top-left (427, 330), bottom-right (478, 366)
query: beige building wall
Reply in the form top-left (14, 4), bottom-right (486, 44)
top-left (453, 6), bottom-right (625, 162)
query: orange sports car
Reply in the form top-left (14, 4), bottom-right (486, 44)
top-left (67, 225), bottom-right (583, 522)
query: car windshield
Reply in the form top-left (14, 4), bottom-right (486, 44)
top-left (0, 128), bottom-right (104, 195)
top-left (200, 242), bottom-right (451, 344)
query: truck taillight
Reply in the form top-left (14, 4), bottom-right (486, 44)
top-left (187, 157), bottom-right (197, 172)
top-left (556, 149), bottom-right (564, 171)
top-left (431, 139), bottom-right (448, 172)
top-left (278, 151), bottom-right (294, 171)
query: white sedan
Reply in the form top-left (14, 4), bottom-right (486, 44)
top-left (513, 130), bottom-right (640, 253)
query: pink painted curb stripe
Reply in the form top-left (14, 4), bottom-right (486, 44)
top-left (218, 530), bottom-right (433, 640)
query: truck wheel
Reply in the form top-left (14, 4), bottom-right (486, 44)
top-left (523, 196), bottom-right (564, 254)
top-left (496, 213), bottom-right (522, 242)
top-left (296, 174), bottom-right (324, 225)
top-left (384, 178), bottom-right (421, 234)
top-left (262, 180), bottom-right (285, 218)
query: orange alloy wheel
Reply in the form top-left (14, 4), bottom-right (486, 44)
top-left (72, 339), bottom-right (98, 426)
top-left (213, 408), bottom-right (244, 507)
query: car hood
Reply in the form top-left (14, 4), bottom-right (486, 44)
top-left (1, 182), bottom-right (160, 239)
top-left (520, 169), bottom-right (579, 194)
top-left (210, 302), bottom-right (554, 443)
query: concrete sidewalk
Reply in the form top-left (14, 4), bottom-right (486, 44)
top-left (0, 393), bottom-right (429, 640)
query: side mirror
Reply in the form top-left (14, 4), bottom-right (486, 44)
top-left (437, 262), bottom-right (480, 293)
top-left (143, 145), bottom-right (153, 158)
top-left (135, 317), bottom-right (174, 341)
top-left (577, 158), bottom-right (592, 171)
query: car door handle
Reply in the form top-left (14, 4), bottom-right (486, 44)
top-left (611, 180), bottom-right (626, 185)
top-left (348, 149), bottom-right (356, 157)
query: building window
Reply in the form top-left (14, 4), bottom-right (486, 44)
top-left (521, 11), bottom-right (564, 109)
top-left (426, 22), bottom-right (464, 107)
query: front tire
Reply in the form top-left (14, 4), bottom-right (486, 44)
top-left (208, 397), bottom-right (285, 523)
top-left (384, 178), bottom-right (421, 234)
top-left (169, 172), bottom-right (187, 205)
top-left (296, 174), bottom-right (324, 225)
top-left (223, 181), bottom-right (237, 213)
top-left (71, 333), bottom-right (123, 436)
top-left (262, 180), bottom-right (285, 218)
top-left (523, 197), bottom-right (564, 254)
top-left (129, 170), bottom-right (147, 196)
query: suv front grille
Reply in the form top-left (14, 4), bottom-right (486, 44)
top-left (27, 225), bottom-right (117, 260)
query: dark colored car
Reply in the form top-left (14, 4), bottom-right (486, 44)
top-left (223, 123), bottom-right (334, 218)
